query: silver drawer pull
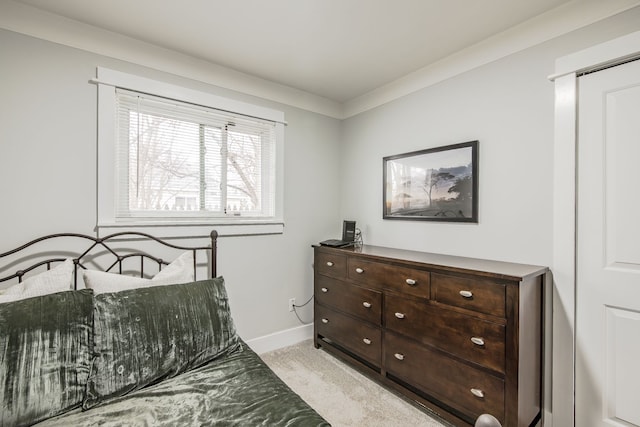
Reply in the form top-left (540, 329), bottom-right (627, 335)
top-left (326, 261), bottom-right (334, 267)
top-left (459, 290), bottom-right (473, 298)
top-left (471, 337), bottom-right (485, 346)
top-left (394, 353), bottom-right (405, 361)
top-left (362, 301), bottom-right (372, 308)
top-left (470, 388), bottom-right (484, 398)
top-left (321, 318), bottom-right (329, 324)
top-left (362, 338), bottom-right (372, 345)
top-left (355, 267), bottom-right (364, 274)
top-left (321, 287), bottom-right (328, 293)
top-left (394, 312), bottom-right (406, 319)
top-left (405, 278), bottom-right (416, 286)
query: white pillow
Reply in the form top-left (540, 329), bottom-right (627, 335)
top-left (0, 259), bottom-right (75, 303)
top-left (83, 251), bottom-right (194, 294)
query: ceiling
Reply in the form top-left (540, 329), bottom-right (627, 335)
top-left (13, 0), bottom-right (577, 103)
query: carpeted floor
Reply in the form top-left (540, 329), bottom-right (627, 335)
top-left (260, 340), bottom-right (449, 427)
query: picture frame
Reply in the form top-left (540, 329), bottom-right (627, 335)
top-left (383, 141), bottom-right (478, 222)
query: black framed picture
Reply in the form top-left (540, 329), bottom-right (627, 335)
top-left (383, 141), bottom-right (478, 222)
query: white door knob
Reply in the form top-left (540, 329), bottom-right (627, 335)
top-left (471, 337), bottom-right (485, 346)
top-left (470, 388), bottom-right (484, 398)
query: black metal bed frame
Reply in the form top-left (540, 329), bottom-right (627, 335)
top-left (0, 230), bottom-right (219, 289)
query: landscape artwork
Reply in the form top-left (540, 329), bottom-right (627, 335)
top-left (383, 141), bottom-right (478, 222)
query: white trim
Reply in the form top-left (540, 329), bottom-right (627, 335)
top-left (96, 67), bottom-right (285, 237)
top-left (97, 223), bottom-right (285, 239)
top-left (0, 0), bottom-right (342, 119)
top-left (551, 72), bottom-right (578, 427)
top-left (551, 30), bottom-right (640, 80)
top-left (245, 324), bottom-right (313, 355)
top-left (96, 67), bottom-right (284, 123)
top-left (552, 29), bottom-right (640, 427)
top-left (343, 0), bottom-right (640, 118)
top-left (97, 81), bottom-right (116, 228)
top-left (1, 0), bottom-right (639, 119)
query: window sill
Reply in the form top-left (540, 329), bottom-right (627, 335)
top-left (96, 221), bottom-right (284, 239)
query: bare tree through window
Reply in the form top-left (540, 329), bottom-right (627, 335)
top-left (125, 106), bottom-right (268, 216)
top-left (129, 112), bottom-right (200, 211)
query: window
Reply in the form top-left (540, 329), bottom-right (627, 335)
top-left (96, 68), bottom-right (284, 236)
top-left (116, 90), bottom-right (276, 219)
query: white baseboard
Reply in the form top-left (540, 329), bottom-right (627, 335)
top-left (245, 324), bottom-right (314, 354)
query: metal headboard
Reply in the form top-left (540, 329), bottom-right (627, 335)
top-left (0, 230), bottom-right (219, 289)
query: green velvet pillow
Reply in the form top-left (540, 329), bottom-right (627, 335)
top-left (83, 277), bottom-right (239, 409)
top-left (0, 289), bottom-right (94, 427)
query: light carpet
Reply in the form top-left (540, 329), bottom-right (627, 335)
top-left (260, 340), bottom-right (449, 427)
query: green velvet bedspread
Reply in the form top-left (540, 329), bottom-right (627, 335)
top-left (36, 342), bottom-right (330, 427)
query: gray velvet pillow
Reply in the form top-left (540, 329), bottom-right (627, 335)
top-left (83, 277), bottom-right (239, 409)
top-left (0, 289), bottom-right (94, 427)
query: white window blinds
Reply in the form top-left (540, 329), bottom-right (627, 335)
top-left (115, 89), bottom-right (276, 220)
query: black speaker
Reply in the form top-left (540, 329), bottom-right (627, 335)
top-left (342, 220), bottom-right (356, 242)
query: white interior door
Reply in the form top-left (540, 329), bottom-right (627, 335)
top-left (576, 58), bottom-right (640, 426)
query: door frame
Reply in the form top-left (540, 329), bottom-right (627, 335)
top-left (550, 30), bottom-right (640, 427)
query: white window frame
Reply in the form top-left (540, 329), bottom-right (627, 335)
top-left (96, 67), bottom-right (285, 237)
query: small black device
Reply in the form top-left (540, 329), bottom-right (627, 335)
top-left (320, 220), bottom-right (357, 248)
top-left (342, 220), bottom-right (356, 242)
top-left (319, 239), bottom-right (351, 248)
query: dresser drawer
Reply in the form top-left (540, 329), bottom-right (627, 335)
top-left (315, 275), bottom-right (382, 325)
top-left (315, 304), bottom-right (381, 366)
top-left (347, 257), bottom-right (430, 299)
top-left (385, 295), bottom-right (506, 373)
top-left (432, 273), bottom-right (505, 317)
top-left (385, 332), bottom-right (505, 424)
top-left (315, 251), bottom-right (347, 279)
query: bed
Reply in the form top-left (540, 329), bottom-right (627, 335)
top-left (0, 230), bottom-right (329, 427)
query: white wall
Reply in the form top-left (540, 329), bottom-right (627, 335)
top-left (340, 51), bottom-right (554, 265)
top-left (339, 6), bottom-right (640, 425)
top-left (0, 28), bottom-right (342, 341)
top-left (3, 6), bottom-right (640, 413)
top-left (340, 6), bottom-right (640, 267)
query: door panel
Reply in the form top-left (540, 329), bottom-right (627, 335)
top-left (576, 59), bottom-right (640, 426)
top-left (605, 85), bottom-right (640, 269)
top-left (605, 307), bottom-right (640, 425)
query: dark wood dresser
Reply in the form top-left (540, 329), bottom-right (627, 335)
top-left (313, 244), bottom-right (546, 427)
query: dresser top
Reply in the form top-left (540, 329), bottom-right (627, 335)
top-left (315, 244), bottom-right (548, 281)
